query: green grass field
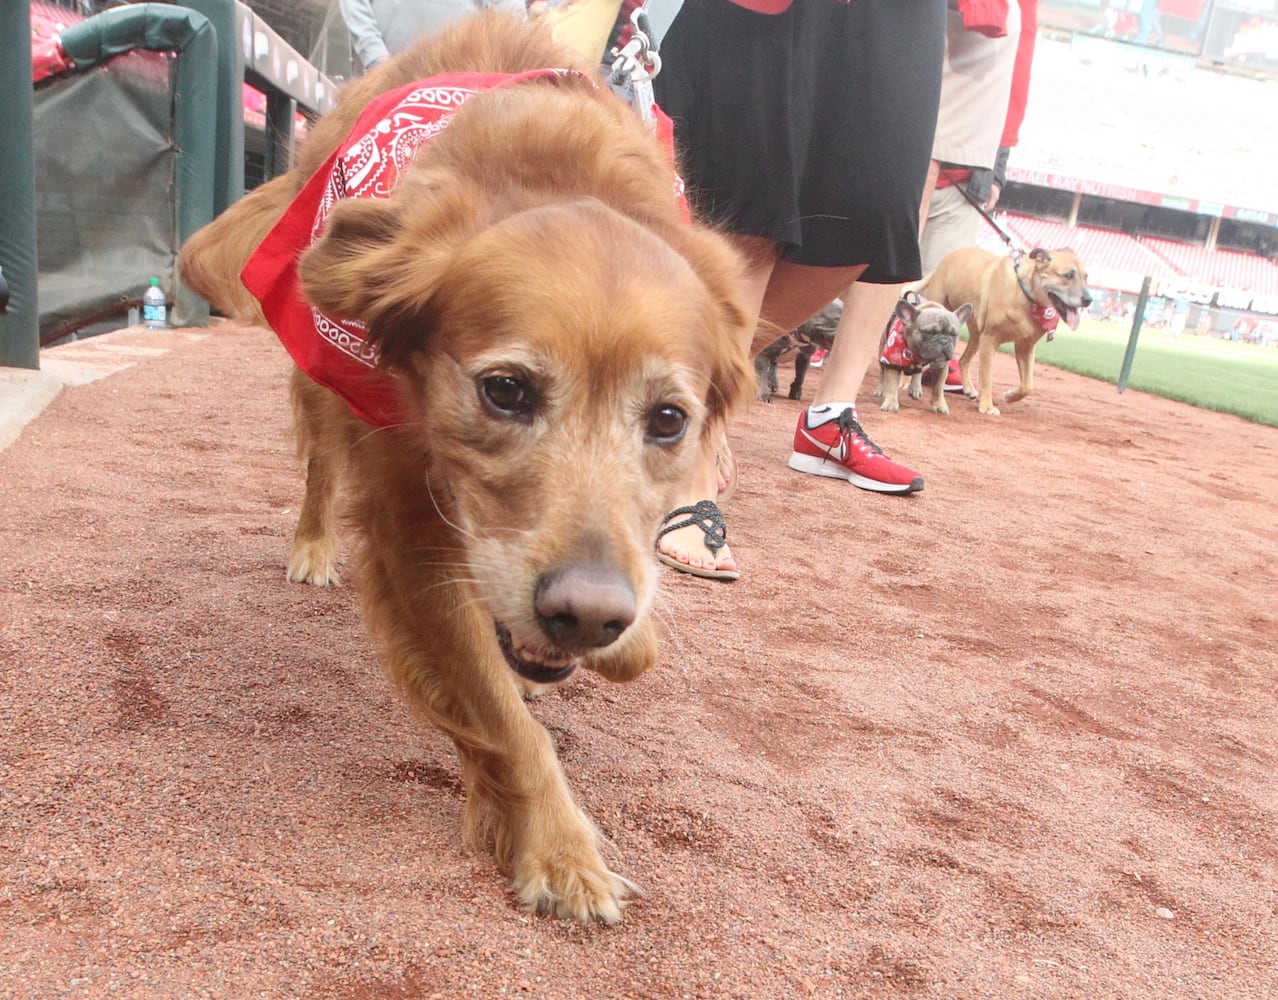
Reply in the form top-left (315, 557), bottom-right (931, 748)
top-left (1004, 321), bottom-right (1278, 428)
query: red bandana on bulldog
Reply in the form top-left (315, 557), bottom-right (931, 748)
top-left (241, 70), bottom-right (686, 427)
top-left (879, 317), bottom-right (924, 373)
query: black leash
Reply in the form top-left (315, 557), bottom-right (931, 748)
top-left (940, 169), bottom-right (1047, 308)
top-left (939, 167), bottom-right (1024, 258)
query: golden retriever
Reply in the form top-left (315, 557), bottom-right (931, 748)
top-left (179, 12), bottom-right (753, 922)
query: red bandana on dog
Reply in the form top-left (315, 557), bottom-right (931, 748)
top-left (1033, 302), bottom-right (1060, 341)
top-left (241, 70), bottom-right (685, 427)
top-left (879, 317), bottom-right (923, 373)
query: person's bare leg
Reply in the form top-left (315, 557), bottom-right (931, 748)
top-left (812, 160), bottom-right (940, 409)
top-left (658, 249), bottom-right (873, 574)
top-left (810, 279), bottom-right (902, 407)
top-left (752, 261), bottom-right (867, 355)
top-left (785, 170), bottom-right (938, 493)
top-left (785, 278), bottom-right (927, 493)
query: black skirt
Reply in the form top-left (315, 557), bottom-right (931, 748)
top-left (654, 0), bottom-right (945, 281)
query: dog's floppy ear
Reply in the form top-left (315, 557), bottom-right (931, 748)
top-left (299, 198), bottom-right (412, 321)
top-left (1029, 247), bottom-right (1051, 264)
top-left (668, 225), bottom-right (755, 425)
top-left (954, 302), bottom-right (973, 326)
top-left (299, 174), bottom-right (491, 368)
top-left (895, 295), bottom-right (920, 325)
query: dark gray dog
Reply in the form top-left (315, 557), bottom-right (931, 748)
top-left (754, 300), bottom-right (842, 402)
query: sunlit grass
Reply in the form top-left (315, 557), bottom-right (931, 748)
top-left (1002, 321), bottom-right (1278, 427)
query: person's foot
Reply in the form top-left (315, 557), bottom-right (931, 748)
top-left (655, 500), bottom-right (739, 581)
top-left (787, 405), bottom-right (923, 493)
top-left (657, 428), bottom-right (740, 580)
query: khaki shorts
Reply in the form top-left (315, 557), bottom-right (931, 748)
top-left (931, 4), bottom-right (1021, 170)
top-left (920, 184), bottom-right (982, 275)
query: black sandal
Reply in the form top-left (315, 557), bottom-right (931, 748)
top-left (655, 500), bottom-right (740, 582)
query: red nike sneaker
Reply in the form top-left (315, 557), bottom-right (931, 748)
top-left (787, 406), bottom-right (923, 493)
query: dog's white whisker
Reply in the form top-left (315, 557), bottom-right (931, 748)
top-left (424, 477), bottom-right (480, 543)
top-left (353, 423), bottom-right (399, 447)
top-left (788, 213), bottom-right (855, 224)
top-left (649, 593), bottom-right (698, 690)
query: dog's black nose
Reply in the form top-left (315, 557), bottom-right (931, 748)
top-left (1082, 292), bottom-right (1094, 308)
top-left (534, 565), bottom-right (636, 649)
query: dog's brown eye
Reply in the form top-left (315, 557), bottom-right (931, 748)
top-left (645, 405), bottom-right (688, 444)
top-left (479, 375), bottom-right (535, 421)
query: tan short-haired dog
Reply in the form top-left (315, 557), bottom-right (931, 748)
top-left (179, 13), bottom-right (753, 922)
top-left (917, 246), bottom-right (1092, 415)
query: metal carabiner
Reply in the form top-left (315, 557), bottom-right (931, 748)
top-left (608, 6), bottom-right (662, 87)
top-left (606, 7), bottom-right (663, 125)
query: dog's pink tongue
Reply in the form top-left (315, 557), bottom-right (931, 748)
top-left (1064, 307), bottom-right (1081, 330)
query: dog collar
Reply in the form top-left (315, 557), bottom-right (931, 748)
top-left (241, 70), bottom-right (685, 427)
top-left (1013, 257), bottom-right (1060, 341)
top-left (1012, 256), bottom-right (1036, 305)
top-left (879, 317), bottom-right (923, 373)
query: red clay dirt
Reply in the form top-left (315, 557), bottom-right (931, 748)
top-left (1, 322), bottom-right (1275, 999)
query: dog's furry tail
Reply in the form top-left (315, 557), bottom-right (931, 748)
top-left (178, 173), bottom-right (299, 325)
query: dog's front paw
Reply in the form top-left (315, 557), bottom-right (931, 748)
top-left (932, 397), bottom-right (950, 415)
top-left (1004, 388), bottom-right (1028, 404)
top-left (978, 402), bottom-right (1002, 416)
top-left (515, 676), bottom-right (553, 700)
top-left (879, 396), bottom-right (900, 413)
top-left (511, 819), bottom-right (636, 924)
top-left (286, 542), bottom-right (340, 586)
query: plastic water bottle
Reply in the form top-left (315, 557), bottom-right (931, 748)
top-left (142, 277), bottom-right (167, 330)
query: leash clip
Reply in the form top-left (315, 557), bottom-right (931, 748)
top-left (607, 9), bottom-right (661, 126)
top-left (608, 8), bottom-right (662, 87)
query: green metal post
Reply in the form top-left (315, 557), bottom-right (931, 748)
top-left (58, 3), bottom-right (219, 328)
top-left (0, 0), bottom-right (39, 369)
top-left (265, 93), bottom-right (298, 181)
top-left (1118, 275), bottom-right (1151, 393)
top-left (175, 0), bottom-right (245, 215)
